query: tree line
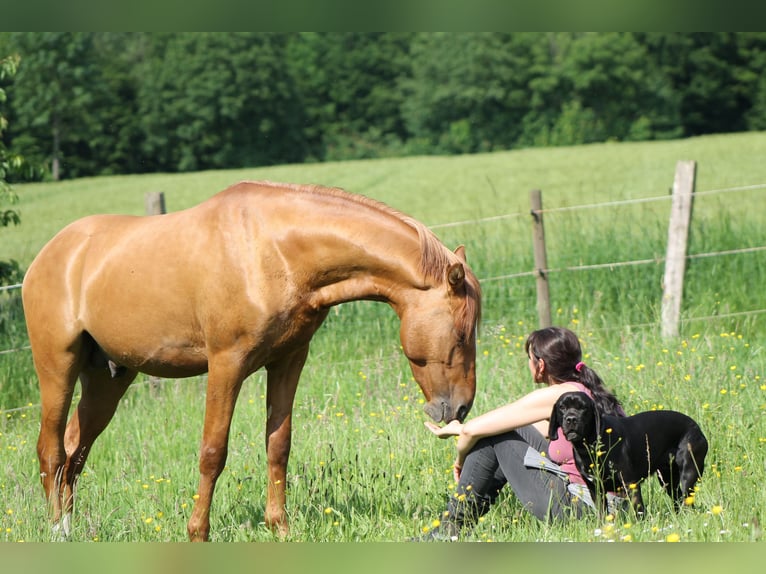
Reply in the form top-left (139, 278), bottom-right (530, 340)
top-left (1, 32), bottom-right (766, 181)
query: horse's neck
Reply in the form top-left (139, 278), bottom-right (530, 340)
top-left (301, 223), bottom-right (426, 311)
top-left (215, 184), bottom-right (437, 312)
top-left (275, 205), bottom-right (427, 311)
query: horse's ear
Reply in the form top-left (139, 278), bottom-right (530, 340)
top-left (454, 245), bottom-right (467, 262)
top-left (447, 262), bottom-right (465, 293)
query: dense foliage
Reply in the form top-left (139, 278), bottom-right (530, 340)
top-left (0, 54), bottom-right (26, 286)
top-left (1, 32), bottom-right (766, 180)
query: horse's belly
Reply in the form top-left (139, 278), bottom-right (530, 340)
top-left (109, 343), bottom-right (207, 378)
top-left (88, 326), bottom-right (209, 378)
top-left (135, 357), bottom-right (209, 378)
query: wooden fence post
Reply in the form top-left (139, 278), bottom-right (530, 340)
top-left (530, 189), bottom-right (552, 329)
top-left (145, 191), bottom-right (166, 215)
top-left (661, 160), bottom-right (697, 339)
top-left (143, 191), bottom-right (166, 392)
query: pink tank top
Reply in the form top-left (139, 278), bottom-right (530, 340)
top-left (548, 382), bottom-right (592, 485)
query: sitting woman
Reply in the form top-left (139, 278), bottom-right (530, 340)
top-left (419, 326), bottom-right (625, 540)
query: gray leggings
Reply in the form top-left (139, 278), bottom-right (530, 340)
top-left (448, 424), bottom-right (584, 524)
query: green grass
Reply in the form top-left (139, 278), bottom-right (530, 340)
top-left (4, 131), bottom-right (766, 267)
top-left (2, 326), bottom-right (763, 542)
top-left (1, 132), bottom-right (765, 541)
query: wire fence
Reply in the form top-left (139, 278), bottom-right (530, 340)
top-left (431, 182), bottom-right (766, 229)
top-left (2, 181), bottom-right (765, 359)
top-left (1, 181), bottom-right (764, 416)
top-left (481, 244), bottom-right (766, 282)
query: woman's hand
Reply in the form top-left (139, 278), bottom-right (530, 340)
top-left (424, 419), bottom-right (463, 438)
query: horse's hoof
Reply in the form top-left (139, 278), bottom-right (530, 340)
top-left (51, 513), bottom-right (72, 541)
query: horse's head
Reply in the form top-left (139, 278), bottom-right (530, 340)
top-left (399, 246), bottom-right (480, 423)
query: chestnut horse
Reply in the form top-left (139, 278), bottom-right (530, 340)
top-left (22, 181), bottom-right (481, 541)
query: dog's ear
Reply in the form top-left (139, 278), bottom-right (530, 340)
top-left (549, 399), bottom-right (562, 441)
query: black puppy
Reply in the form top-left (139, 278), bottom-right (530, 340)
top-left (549, 391), bottom-right (708, 515)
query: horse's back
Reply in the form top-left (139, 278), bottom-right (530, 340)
top-left (24, 213), bottom-right (169, 303)
top-left (24, 214), bottom-right (135, 305)
top-left (22, 190), bottom-right (296, 375)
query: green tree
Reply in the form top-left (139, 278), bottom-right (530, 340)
top-left (3, 32), bottom-right (766, 177)
top-left (7, 33), bottom-right (104, 180)
top-left (736, 33), bottom-right (766, 130)
top-left (285, 32), bottom-right (413, 160)
top-left (1, 54), bottom-right (21, 226)
top-left (516, 32), bottom-right (577, 147)
top-left (85, 33), bottom-right (148, 175)
top-left (519, 33), bottom-right (684, 147)
top-left (681, 33), bottom-right (749, 135)
top-left (138, 33), bottom-right (305, 172)
top-left (553, 33), bottom-right (681, 144)
top-left (639, 33), bottom-right (762, 137)
top-left (1, 53), bottom-right (24, 285)
top-left (402, 33), bottom-right (539, 154)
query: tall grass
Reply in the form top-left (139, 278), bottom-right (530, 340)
top-left (1, 132), bottom-right (765, 541)
top-left (2, 325), bottom-right (763, 542)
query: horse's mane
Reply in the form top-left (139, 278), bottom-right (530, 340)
top-left (249, 181), bottom-right (482, 332)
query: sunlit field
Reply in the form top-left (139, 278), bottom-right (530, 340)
top-left (2, 324), bottom-right (762, 542)
top-left (1, 132), bottom-right (764, 542)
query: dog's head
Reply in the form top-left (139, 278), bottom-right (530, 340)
top-left (549, 391), bottom-right (600, 444)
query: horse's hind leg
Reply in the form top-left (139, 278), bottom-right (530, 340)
top-left (35, 340), bottom-right (136, 539)
top-left (63, 365), bottom-right (137, 486)
top-left (32, 339), bottom-right (84, 538)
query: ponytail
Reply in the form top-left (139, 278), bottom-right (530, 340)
top-left (526, 326), bottom-right (625, 417)
top-left (574, 362), bottom-right (625, 417)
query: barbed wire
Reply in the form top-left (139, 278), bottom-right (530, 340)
top-left (1, 245), bottom-right (764, 357)
top-left (3, 305), bottom-right (765, 417)
top-left (0, 345), bottom-right (30, 355)
top-left (0, 350), bottom-right (407, 416)
top-left (430, 212), bottom-right (523, 229)
top-left (430, 181), bottom-right (766, 229)
top-left (480, 244), bottom-right (766, 283)
top-left (1, 182), bottom-right (764, 359)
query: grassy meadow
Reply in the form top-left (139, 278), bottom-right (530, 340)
top-left (1, 132), bottom-right (765, 542)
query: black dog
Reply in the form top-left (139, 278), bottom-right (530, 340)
top-left (549, 391), bottom-right (708, 516)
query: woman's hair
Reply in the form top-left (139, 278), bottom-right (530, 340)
top-left (525, 326), bottom-right (624, 417)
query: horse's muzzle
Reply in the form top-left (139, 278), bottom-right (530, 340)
top-left (424, 400), bottom-right (471, 423)
top-left (455, 403), bottom-right (471, 422)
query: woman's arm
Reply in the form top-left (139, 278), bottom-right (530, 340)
top-left (427, 383), bottom-right (581, 468)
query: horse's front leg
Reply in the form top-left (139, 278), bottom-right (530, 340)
top-left (187, 357), bottom-right (245, 542)
top-left (264, 345), bottom-right (309, 537)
